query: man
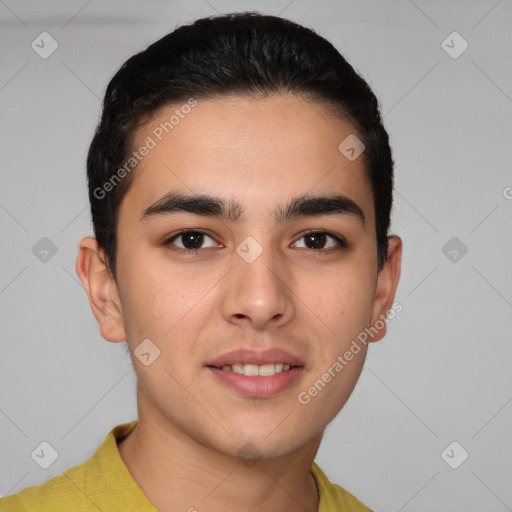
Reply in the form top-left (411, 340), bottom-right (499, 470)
top-left (1, 12), bottom-right (401, 512)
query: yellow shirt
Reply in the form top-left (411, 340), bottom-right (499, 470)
top-left (0, 421), bottom-right (372, 512)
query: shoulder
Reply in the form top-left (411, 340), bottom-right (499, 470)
top-left (0, 462), bottom-right (90, 512)
top-left (312, 462), bottom-right (373, 512)
top-left (0, 421), bottom-right (140, 512)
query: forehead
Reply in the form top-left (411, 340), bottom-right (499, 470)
top-left (120, 94), bottom-right (374, 224)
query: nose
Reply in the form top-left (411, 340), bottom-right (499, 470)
top-left (221, 241), bottom-right (295, 331)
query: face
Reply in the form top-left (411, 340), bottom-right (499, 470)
top-left (78, 94), bottom-right (401, 460)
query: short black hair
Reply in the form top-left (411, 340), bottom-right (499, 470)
top-left (87, 11), bottom-right (394, 279)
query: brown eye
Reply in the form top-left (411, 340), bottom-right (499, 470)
top-left (292, 231), bottom-right (346, 251)
top-left (165, 230), bottom-right (218, 252)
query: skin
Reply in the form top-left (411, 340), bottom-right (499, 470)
top-left (76, 94), bottom-right (401, 512)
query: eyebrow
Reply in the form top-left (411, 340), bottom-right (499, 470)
top-left (140, 191), bottom-right (365, 226)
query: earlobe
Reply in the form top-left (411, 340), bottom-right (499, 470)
top-left (75, 236), bottom-right (126, 343)
top-left (368, 235), bottom-right (402, 343)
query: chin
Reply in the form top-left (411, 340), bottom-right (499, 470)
top-left (219, 425), bottom-right (317, 462)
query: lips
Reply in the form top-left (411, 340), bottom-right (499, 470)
top-left (205, 348), bottom-right (305, 368)
top-left (205, 348), bottom-right (306, 398)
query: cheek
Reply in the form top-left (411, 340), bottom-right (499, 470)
top-left (120, 256), bottom-right (216, 342)
top-left (116, 258), bottom-right (171, 339)
top-left (297, 349), bottom-right (367, 433)
top-left (298, 266), bottom-right (376, 339)
top-left (295, 273), bottom-right (373, 423)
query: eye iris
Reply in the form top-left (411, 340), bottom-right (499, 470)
top-left (305, 232), bottom-right (326, 249)
top-left (183, 232), bottom-right (203, 249)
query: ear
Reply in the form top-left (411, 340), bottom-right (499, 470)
top-left (368, 235), bottom-right (402, 342)
top-left (75, 236), bottom-right (126, 343)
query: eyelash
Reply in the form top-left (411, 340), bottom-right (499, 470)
top-left (163, 229), bottom-right (347, 255)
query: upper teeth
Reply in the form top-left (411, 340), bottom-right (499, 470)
top-left (221, 363), bottom-right (291, 376)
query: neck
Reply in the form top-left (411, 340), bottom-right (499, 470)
top-left (117, 398), bottom-right (322, 512)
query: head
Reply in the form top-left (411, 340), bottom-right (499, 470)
top-left (77, 12), bottom-right (401, 461)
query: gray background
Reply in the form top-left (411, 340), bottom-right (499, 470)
top-left (1, 1), bottom-right (511, 510)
